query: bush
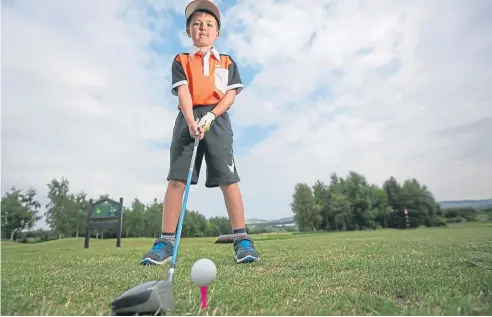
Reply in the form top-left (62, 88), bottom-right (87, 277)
top-left (426, 215), bottom-right (447, 227)
top-left (19, 237), bottom-right (43, 244)
top-left (447, 217), bottom-right (467, 223)
top-left (475, 213), bottom-right (490, 222)
top-left (285, 226), bottom-right (297, 232)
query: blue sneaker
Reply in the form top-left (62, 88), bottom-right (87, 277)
top-left (233, 236), bottom-right (259, 263)
top-left (140, 238), bottom-right (174, 265)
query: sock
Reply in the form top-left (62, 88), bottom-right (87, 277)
top-left (160, 232), bottom-right (175, 244)
top-left (232, 228), bottom-right (247, 240)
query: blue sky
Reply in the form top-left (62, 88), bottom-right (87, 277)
top-left (2, 0), bottom-right (492, 230)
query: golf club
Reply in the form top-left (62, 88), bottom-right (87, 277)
top-left (111, 133), bottom-right (201, 315)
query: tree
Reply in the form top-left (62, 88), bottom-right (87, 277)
top-left (1, 187), bottom-right (41, 240)
top-left (344, 171), bottom-right (371, 230)
top-left (312, 180), bottom-right (332, 230)
top-left (45, 177), bottom-right (73, 238)
top-left (209, 216), bottom-right (231, 235)
top-left (383, 177), bottom-right (402, 210)
top-left (400, 178), bottom-right (440, 228)
top-left (145, 198), bottom-right (163, 238)
top-left (291, 171), bottom-right (445, 232)
top-left (182, 210), bottom-right (208, 237)
top-left (368, 185), bottom-right (391, 228)
top-left (291, 183), bottom-right (323, 231)
top-left (126, 199), bottom-right (146, 237)
top-left (71, 192), bottom-right (88, 238)
top-left (330, 191), bottom-right (352, 231)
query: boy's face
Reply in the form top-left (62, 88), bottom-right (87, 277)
top-left (187, 12), bottom-right (219, 48)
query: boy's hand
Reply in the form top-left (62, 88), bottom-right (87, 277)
top-left (188, 119), bottom-right (205, 140)
top-left (197, 111), bottom-right (216, 132)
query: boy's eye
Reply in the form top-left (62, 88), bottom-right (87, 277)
top-left (192, 21), bottom-right (214, 28)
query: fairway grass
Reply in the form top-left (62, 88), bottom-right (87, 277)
top-left (2, 223), bottom-right (492, 315)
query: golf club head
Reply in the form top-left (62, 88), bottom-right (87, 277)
top-left (111, 280), bottom-right (174, 315)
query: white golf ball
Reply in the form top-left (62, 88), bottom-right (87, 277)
top-left (190, 258), bottom-right (217, 286)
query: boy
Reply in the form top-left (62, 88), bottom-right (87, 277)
top-left (140, 0), bottom-right (259, 265)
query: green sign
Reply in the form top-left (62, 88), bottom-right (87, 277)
top-left (85, 197), bottom-right (124, 249)
top-left (91, 201), bottom-right (120, 218)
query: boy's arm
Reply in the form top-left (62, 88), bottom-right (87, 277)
top-left (177, 86), bottom-right (195, 125)
top-left (211, 90), bottom-right (236, 118)
top-left (211, 56), bottom-right (244, 117)
top-left (171, 55), bottom-right (195, 124)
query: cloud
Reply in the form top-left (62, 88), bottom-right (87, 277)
top-left (2, 0), bottom-right (491, 231)
top-left (222, 0), bottom-right (492, 214)
top-left (2, 0), bottom-right (179, 216)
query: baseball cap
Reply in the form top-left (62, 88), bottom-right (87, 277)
top-left (185, 0), bottom-right (221, 29)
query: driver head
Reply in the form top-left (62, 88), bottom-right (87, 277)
top-left (111, 280), bottom-right (174, 315)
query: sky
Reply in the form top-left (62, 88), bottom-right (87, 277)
top-left (2, 0), bottom-right (492, 230)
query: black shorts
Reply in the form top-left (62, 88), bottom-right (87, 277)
top-left (167, 105), bottom-right (240, 188)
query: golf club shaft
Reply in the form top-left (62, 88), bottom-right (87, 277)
top-left (167, 133), bottom-right (200, 282)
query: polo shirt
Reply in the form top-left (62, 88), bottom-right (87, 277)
top-left (171, 46), bottom-right (243, 107)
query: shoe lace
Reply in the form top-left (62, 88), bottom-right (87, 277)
top-left (151, 242), bottom-right (165, 253)
top-left (239, 239), bottom-right (254, 250)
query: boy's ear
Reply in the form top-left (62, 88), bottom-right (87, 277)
top-left (186, 28), bottom-right (191, 37)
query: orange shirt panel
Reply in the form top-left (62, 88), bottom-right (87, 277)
top-left (172, 53), bottom-right (234, 107)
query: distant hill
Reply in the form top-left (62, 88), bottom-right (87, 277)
top-left (246, 216), bottom-right (295, 228)
top-left (245, 218), bottom-right (268, 225)
top-left (439, 199), bottom-right (492, 209)
top-left (268, 217), bottom-right (295, 226)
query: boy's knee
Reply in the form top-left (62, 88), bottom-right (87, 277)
top-left (168, 180), bottom-right (186, 192)
top-left (219, 182), bottom-right (239, 193)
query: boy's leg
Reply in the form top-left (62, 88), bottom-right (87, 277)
top-left (220, 182), bottom-right (246, 231)
top-left (220, 183), bottom-right (260, 263)
top-left (203, 107), bottom-right (259, 263)
top-left (141, 110), bottom-right (205, 265)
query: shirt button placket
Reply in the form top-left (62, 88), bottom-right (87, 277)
top-left (203, 51), bottom-right (210, 76)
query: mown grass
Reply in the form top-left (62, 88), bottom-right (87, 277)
top-left (2, 222), bottom-right (492, 315)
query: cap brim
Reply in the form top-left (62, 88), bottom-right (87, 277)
top-left (185, 0), bottom-right (221, 27)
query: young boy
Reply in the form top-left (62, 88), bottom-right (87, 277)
top-left (140, 0), bottom-right (259, 265)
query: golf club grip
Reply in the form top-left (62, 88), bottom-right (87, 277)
top-left (170, 135), bottom-right (200, 269)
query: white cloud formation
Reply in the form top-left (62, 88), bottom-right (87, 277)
top-left (221, 0), bottom-right (492, 217)
top-left (2, 0), bottom-right (180, 217)
top-left (2, 0), bottom-right (491, 230)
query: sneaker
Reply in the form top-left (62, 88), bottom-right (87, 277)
top-left (140, 238), bottom-right (174, 265)
top-left (233, 236), bottom-right (259, 263)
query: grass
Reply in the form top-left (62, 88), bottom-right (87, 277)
top-left (2, 222), bottom-right (492, 315)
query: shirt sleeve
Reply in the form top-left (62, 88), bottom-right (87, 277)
top-left (171, 55), bottom-right (188, 96)
top-left (227, 57), bottom-right (243, 95)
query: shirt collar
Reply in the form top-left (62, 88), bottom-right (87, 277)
top-left (189, 45), bottom-right (221, 61)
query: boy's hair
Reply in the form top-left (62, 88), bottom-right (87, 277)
top-left (186, 9), bottom-right (220, 30)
